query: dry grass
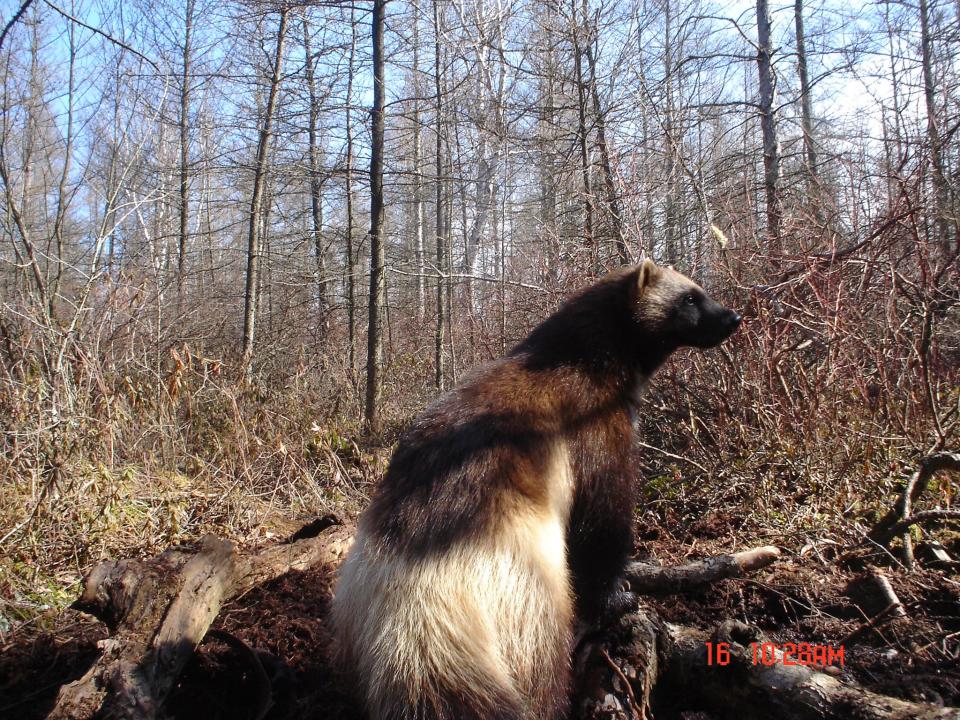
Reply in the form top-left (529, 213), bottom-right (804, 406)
top-left (1, 223), bottom-right (958, 635)
top-left (0, 354), bottom-right (385, 631)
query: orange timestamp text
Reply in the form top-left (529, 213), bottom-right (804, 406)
top-left (705, 641), bottom-right (844, 668)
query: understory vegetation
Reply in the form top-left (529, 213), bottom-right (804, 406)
top-left (0, 0), bottom-right (958, 656)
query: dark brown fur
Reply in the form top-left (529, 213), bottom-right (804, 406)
top-left (333, 261), bottom-right (740, 720)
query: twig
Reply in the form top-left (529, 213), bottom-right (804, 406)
top-left (42, 0), bottom-right (159, 71)
top-left (635, 440), bottom-right (710, 475)
top-left (0, 0), bottom-right (35, 52)
top-left (840, 601), bottom-right (905, 646)
top-left (601, 648), bottom-right (646, 720)
top-left (884, 509), bottom-right (960, 540)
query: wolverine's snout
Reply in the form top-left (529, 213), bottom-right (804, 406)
top-left (694, 304), bottom-right (741, 348)
top-left (723, 309), bottom-right (742, 334)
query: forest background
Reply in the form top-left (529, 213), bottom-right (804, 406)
top-left (0, 0), bottom-right (957, 630)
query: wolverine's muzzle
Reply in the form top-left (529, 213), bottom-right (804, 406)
top-left (695, 306), bottom-right (741, 348)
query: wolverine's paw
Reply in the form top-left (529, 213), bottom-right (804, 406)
top-left (599, 587), bottom-right (639, 626)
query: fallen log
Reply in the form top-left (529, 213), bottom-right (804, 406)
top-left (50, 519), bottom-right (960, 720)
top-left (48, 517), bottom-right (353, 720)
top-left (662, 620), bottom-right (960, 720)
top-left (580, 613), bottom-right (960, 720)
top-left (625, 546), bottom-right (781, 594)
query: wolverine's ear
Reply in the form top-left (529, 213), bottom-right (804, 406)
top-left (637, 258), bottom-right (659, 293)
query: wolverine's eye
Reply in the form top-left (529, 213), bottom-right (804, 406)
top-left (683, 293), bottom-right (697, 306)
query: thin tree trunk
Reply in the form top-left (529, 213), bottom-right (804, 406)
top-left (303, 16), bottom-right (328, 340)
top-left (241, 9), bottom-right (288, 376)
top-left (794, 0), bottom-right (817, 181)
top-left (919, 0), bottom-right (956, 253)
top-left (177, 0), bottom-right (194, 299)
top-left (346, 7), bottom-right (358, 373)
top-left (583, 0), bottom-right (627, 265)
top-left (882, 0), bottom-right (906, 210)
top-left (570, 0), bottom-right (594, 257)
top-left (756, 0), bottom-right (781, 247)
top-left (364, 0), bottom-right (387, 434)
top-left (433, 0), bottom-right (446, 392)
top-left (663, 0), bottom-right (678, 266)
top-left (49, 9), bottom-right (75, 316)
top-left (412, 3), bottom-right (426, 321)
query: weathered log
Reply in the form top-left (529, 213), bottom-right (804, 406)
top-left (582, 612), bottom-right (960, 720)
top-left (661, 620), bottom-right (960, 720)
top-left (625, 545), bottom-right (781, 594)
top-left (48, 520), bottom-right (959, 720)
top-left (48, 519), bottom-right (354, 720)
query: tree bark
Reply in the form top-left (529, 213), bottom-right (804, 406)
top-left (303, 16), bottom-right (328, 340)
top-left (412, 3), bottom-right (426, 321)
top-left (47, 527), bottom-right (960, 720)
top-left (658, 620), bottom-right (960, 720)
top-left (918, 0), bottom-right (956, 254)
top-left (625, 546), bottom-right (781, 593)
top-left (364, 0), bottom-right (387, 434)
top-left (241, 8), bottom-right (288, 377)
top-left (570, 0), bottom-right (594, 258)
top-left (794, 0), bottom-right (817, 181)
top-left (756, 0), bottom-right (781, 247)
top-left (177, 0), bottom-right (194, 299)
top-left (433, 0), bottom-right (447, 392)
top-left (868, 452), bottom-right (960, 567)
top-left (662, 0), bottom-right (678, 267)
top-left (345, 6), bottom-right (358, 373)
top-left (583, 3), bottom-right (627, 265)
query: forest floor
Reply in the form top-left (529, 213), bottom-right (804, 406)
top-left (1, 507), bottom-right (958, 720)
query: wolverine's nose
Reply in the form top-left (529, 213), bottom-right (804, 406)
top-left (727, 311), bottom-right (742, 330)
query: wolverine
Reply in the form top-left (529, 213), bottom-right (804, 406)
top-left (332, 260), bottom-right (741, 720)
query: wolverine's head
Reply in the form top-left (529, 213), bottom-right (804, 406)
top-left (632, 259), bottom-right (741, 350)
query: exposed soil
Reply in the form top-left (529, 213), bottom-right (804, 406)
top-left (2, 512), bottom-right (958, 720)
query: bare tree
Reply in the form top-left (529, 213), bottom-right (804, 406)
top-left (433, 0), bottom-right (447, 391)
top-left (176, 0), bottom-right (195, 297)
top-left (919, 0), bottom-right (955, 253)
top-left (756, 0), bottom-right (780, 245)
top-left (241, 7), bottom-right (289, 376)
top-left (364, 0), bottom-right (387, 433)
top-left (794, 0), bottom-right (817, 185)
top-left (570, 0), bottom-right (595, 254)
top-left (411, 2), bottom-right (426, 320)
top-left (303, 15), bottom-right (328, 338)
top-left (345, 5), bottom-right (358, 372)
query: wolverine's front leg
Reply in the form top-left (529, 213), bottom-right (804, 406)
top-left (566, 505), bottom-right (636, 626)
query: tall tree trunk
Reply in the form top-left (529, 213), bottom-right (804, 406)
top-left (756, 0), bottom-right (781, 247)
top-left (571, 0), bottom-right (594, 258)
top-left (919, 0), bottom-right (956, 254)
top-left (663, 0), bottom-right (678, 266)
top-left (364, 0), bottom-right (387, 433)
top-left (48, 5), bottom-right (76, 317)
top-left (539, 50), bottom-right (558, 280)
top-left (882, 0), bottom-right (906, 210)
top-left (346, 7), bottom-right (358, 373)
top-left (241, 9), bottom-right (288, 376)
top-left (412, 3), bottom-right (426, 321)
top-left (433, 0), bottom-right (447, 392)
top-left (583, 0), bottom-right (627, 265)
top-left (794, 0), bottom-right (817, 181)
top-left (177, 0), bottom-right (195, 299)
top-left (303, 16), bottom-right (328, 340)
